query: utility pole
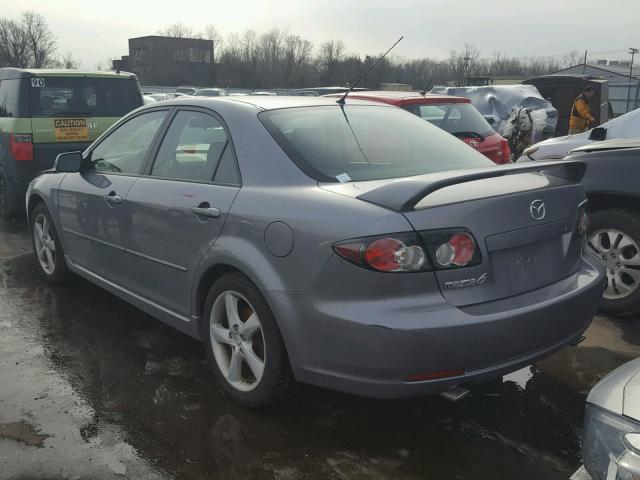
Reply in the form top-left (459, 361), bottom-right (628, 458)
top-left (463, 56), bottom-right (472, 86)
top-left (582, 50), bottom-right (588, 75)
top-left (626, 47), bottom-right (639, 113)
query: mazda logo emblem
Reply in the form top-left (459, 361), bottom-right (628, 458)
top-left (530, 199), bottom-right (546, 221)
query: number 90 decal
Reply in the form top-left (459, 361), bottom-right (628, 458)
top-left (31, 78), bottom-right (46, 88)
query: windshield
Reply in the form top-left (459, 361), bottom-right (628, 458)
top-left (402, 102), bottom-right (495, 138)
top-left (260, 105), bottom-right (493, 182)
top-left (29, 77), bottom-right (142, 117)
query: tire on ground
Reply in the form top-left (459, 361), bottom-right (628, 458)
top-left (201, 272), bottom-right (292, 407)
top-left (588, 208), bottom-right (640, 317)
top-left (30, 203), bottom-right (73, 284)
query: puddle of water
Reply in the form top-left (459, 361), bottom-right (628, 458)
top-left (0, 421), bottom-right (49, 447)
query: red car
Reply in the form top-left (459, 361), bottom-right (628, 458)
top-left (324, 91), bottom-right (511, 164)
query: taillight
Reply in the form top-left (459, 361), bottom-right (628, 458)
top-left (500, 138), bottom-right (512, 163)
top-left (333, 229), bottom-right (481, 272)
top-left (490, 138), bottom-right (511, 164)
top-left (333, 233), bottom-right (428, 272)
top-left (434, 233), bottom-right (476, 267)
top-left (577, 201), bottom-right (590, 237)
top-left (9, 133), bottom-right (33, 161)
top-left (420, 229), bottom-right (482, 269)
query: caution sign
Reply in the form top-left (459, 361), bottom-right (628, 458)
top-left (54, 119), bottom-right (89, 142)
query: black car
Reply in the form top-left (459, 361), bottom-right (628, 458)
top-left (566, 140), bottom-right (640, 316)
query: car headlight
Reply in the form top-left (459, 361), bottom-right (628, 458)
top-left (583, 404), bottom-right (640, 480)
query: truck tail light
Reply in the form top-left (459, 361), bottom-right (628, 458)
top-left (10, 133), bottom-right (33, 161)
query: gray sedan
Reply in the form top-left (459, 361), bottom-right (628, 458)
top-left (26, 96), bottom-right (604, 407)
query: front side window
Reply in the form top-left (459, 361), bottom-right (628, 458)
top-left (150, 111), bottom-right (237, 183)
top-left (260, 105), bottom-right (493, 183)
top-left (88, 110), bottom-right (167, 174)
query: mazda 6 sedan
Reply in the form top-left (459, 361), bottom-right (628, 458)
top-left (26, 96), bottom-right (604, 407)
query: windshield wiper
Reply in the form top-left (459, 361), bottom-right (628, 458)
top-left (451, 131), bottom-right (485, 141)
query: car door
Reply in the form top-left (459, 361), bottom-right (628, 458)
top-left (120, 108), bottom-right (241, 316)
top-left (58, 109), bottom-right (169, 280)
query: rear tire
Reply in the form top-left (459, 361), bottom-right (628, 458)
top-left (31, 203), bottom-right (72, 284)
top-left (587, 209), bottom-right (640, 317)
top-left (202, 272), bottom-right (291, 407)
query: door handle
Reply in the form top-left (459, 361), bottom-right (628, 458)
top-left (191, 205), bottom-right (220, 218)
top-left (104, 192), bottom-right (122, 205)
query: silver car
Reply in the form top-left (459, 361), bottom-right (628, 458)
top-left (26, 96), bottom-right (604, 407)
top-left (576, 357), bottom-right (640, 479)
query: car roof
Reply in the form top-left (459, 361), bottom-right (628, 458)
top-left (570, 139), bottom-right (640, 154)
top-left (323, 90), bottom-right (470, 104)
top-left (153, 95), bottom-right (395, 111)
top-left (0, 67), bottom-right (137, 80)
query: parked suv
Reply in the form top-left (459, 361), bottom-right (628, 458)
top-left (0, 68), bottom-right (143, 217)
top-left (324, 91), bottom-right (511, 164)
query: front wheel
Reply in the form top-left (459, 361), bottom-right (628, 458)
top-left (31, 203), bottom-right (72, 284)
top-left (586, 209), bottom-right (640, 317)
top-left (202, 273), bottom-right (291, 407)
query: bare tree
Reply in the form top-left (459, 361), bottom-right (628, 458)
top-left (159, 22), bottom-right (200, 39)
top-left (562, 50), bottom-right (583, 68)
top-left (60, 51), bottom-right (79, 69)
top-left (22, 11), bottom-right (56, 68)
top-left (0, 18), bottom-right (30, 67)
top-left (318, 39), bottom-right (346, 84)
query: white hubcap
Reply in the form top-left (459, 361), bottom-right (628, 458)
top-left (209, 291), bottom-right (265, 392)
top-left (33, 214), bottom-right (56, 275)
top-left (587, 229), bottom-right (640, 300)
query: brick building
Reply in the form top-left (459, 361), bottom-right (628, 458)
top-left (113, 36), bottom-right (215, 86)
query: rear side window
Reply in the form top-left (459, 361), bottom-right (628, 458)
top-left (402, 103), bottom-right (495, 137)
top-left (0, 79), bottom-right (26, 117)
top-left (150, 110), bottom-right (239, 184)
top-left (29, 77), bottom-right (142, 117)
top-left (260, 105), bottom-right (492, 183)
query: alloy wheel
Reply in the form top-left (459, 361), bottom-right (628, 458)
top-left (33, 213), bottom-right (57, 275)
top-left (209, 290), bottom-right (266, 392)
top-left (587, 229), bottom-right (640, 300)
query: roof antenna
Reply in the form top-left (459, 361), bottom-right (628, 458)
top-left (337, 36), bottom-right (404, 105)
top-left (420, 77), bottom-right (434, 96)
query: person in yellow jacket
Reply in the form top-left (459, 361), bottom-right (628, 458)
top-left (569, 86), bottom-right (596, 134)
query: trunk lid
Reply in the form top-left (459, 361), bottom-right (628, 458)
top-left (323, 161), bottom-right (587, 306)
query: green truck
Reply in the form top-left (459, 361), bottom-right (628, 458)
top-left (0, 68), bottom-right (143, 217)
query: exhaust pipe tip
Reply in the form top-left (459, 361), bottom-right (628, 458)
top-left (440, 386), bottom-right (470, 402)
top-left (570, 335), bottom-right (586, 347)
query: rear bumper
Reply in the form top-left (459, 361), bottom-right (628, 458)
top-left (267, 256), bottom-right (604, 399)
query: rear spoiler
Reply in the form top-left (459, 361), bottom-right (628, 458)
top-left (356, 160), bottom-right (586, 212)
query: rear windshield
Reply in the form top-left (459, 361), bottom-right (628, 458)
top-left (402, 103), bottom-right (495, 138)
top-left (260, 105), bottom-right (493, 182)
top-left (29, 77), bottom-right (142, 117)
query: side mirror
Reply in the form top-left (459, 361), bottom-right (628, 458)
top-left (589, 127), bottom-right (607, 141)
top-left (54, 151), bottom-right (82, 173)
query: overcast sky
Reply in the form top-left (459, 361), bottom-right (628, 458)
top-left (3, 0), bottom-right (639, 68)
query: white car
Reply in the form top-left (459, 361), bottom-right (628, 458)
top-left (573, 357), bottom-right (640, 479)
top-left (518, 108), bottom-right (640, 162)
